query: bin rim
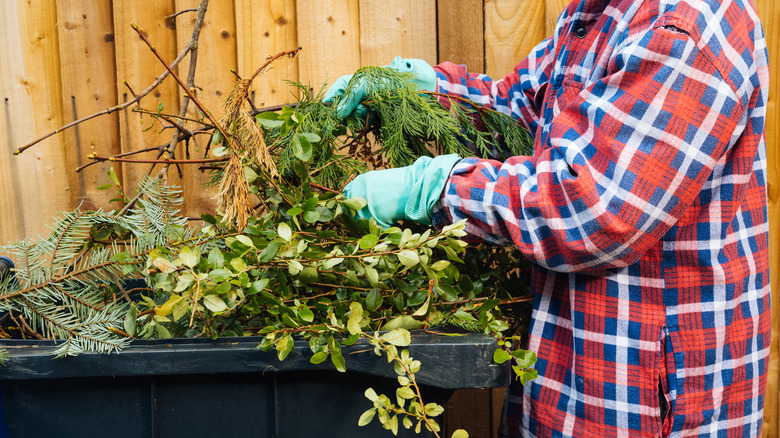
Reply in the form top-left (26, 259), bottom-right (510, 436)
top-left (0, 330), bottom-right (506, 389)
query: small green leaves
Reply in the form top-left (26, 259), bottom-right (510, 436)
top-left (108, 167), bottom-right (121, 186)
top-left (342, 197), bottom-right (367, 212)
top-left (298, 266), bottom-right (318, 284)
top-left (365, 289), bottom-right (383, 311)
top-left (255, 112), bottom-right (284, 128)
top-left (211, 129), bottom-right (224, 145)
top-left (278, 222), bottom-right (292, 241)
top-left (275, 334), bottom-right (294, 361)
top-left (380, 329), bottom-right (411, 347)
top-left (358, 233), bottom-right (380, 250)
top-left (358, 407), bottom-right (377, 427)
top-left (208, 269), bottom-right (232, 282)
top-left (330, 339), bottom-right (346, 373)
top-left (124, 306), bottom-right (137, 336)
top-left (178, 246), bottom-right (199, 268)
top-left (203, 295), bottom-right (227, 313)
top-left (258, 242), bottom-right (278, 263)
top-left (424, 403), bottom-right (444, 417)
top-left (382, 315), bottom-right (425, 331)
top-left (396, 386), bottom-right (415, 400)
top-left (365, 388), bottom-right (379, 402)
top-left (493, 348), bottom-right (512, 364)
top-left (347, 302), bottom-right (364, 335)
top-left (235, 235), bottom-right (255, 248)
top-left (291, 133), bottom-right (313, 161)
top-left (396, 250), bottom-right (419, 269)
top-left (310, 351), bottom-right (329, 364)
top-left (430, 260), bottom-right (450, 271)
top-left (152, 257), bottom-right (177, 273)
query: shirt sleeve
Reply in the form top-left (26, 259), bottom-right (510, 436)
top-left (433, 33), bottom-right (558, 137)
top-left (434, 25), bottom-right (750, 272)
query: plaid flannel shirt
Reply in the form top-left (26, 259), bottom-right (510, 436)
top-left (431, 0), bottom-right (770, 436)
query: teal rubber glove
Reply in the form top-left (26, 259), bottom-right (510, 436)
top-left (343, 154), bottom-right (461, 229)
top-left (323, 56), bottom-right (437, 119)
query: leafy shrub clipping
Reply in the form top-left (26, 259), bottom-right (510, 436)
top-left (0, 57), bottom-right (536, 437)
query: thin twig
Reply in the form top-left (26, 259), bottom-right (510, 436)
top-left (118, 0), bottom-right (210, 216)
top-left (14, 15), bottom-right (203, 156)
top-left (422, 90), bottom-right (511, 119)
top-left (166, 8), bottom-right (198, 19)
top-left (16, 314), bottom-right (45, 340)
top-left (131, 20), bottom-right (229, 158)
top-left (249, 102), bottom-right (300, 116)
top-left (87, 153), bottom-right (228, 165)
top-left (248, 47), bottom-right (303, 84)
top-left (311, 155), bottom-right (350, 177)
top-left (308, 182), bottom-right (338, 194)
top-left (107, 327), bottom-right (135, 339)
top-left (131, 108), bottom-right (215, 126)
top-left (75, 146), bottom-right (162, 173)
top-left (8, 312), bottom-right (26, 340)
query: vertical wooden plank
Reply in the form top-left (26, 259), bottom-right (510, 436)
top-left (56, 0), bottom-right (120, 211)
top-left (174, 0), bottom-right (238, 217)
top-left (112, 1), bottom-right (180, 197)
top-left (358, 0), bottom-right (437, 67)
top-left (544, 0), bottom-right (570, 36)
top-left (296, 0), bottom-right (361, 92)
top-left (235, 0), bottom-right (299, 108)
top-left (443, 389), bottom-right (492, 437)
top-left (491, 387), bottom-right (506, 436)
top-left (0, 1), bottom-right (69, 246)
top-left (437, 0), bottom-right (485, 72)
top-left (484, 0), bottom-right (547, 78)
top-left (753, 1), bottom-right (778, 435)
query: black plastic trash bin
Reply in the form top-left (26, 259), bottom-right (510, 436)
top-left (0, 331), bottom-right (505, 438)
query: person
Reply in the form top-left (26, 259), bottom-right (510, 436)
top-left (324, 0), bottom-right (771, 436)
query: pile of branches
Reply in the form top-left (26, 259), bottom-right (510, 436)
top-left (0, 2), bottom-right (536, 436)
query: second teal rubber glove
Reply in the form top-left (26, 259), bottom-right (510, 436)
top-left (343, 154), bottom-right (461, 229)
top-left (323, 56), bottom-right (437, 119)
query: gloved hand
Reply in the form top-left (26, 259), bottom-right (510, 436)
top-left (343, 154), bottom-right (461, 229)
top-left (323, 56), bottom-right (437, 119)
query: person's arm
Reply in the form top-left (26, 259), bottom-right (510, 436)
top-left (432, 9), bottom-right (567, 137)
top-left (433, 24), bottom-right (757, 272)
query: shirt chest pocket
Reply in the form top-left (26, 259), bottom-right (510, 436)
top-left (550, 78), bottom-right (587, 120)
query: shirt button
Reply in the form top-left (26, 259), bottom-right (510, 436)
top-left (575, 26), bottom-right (587, 38)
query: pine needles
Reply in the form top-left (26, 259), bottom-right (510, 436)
top-left (0, 175), bottom-right (191, 356)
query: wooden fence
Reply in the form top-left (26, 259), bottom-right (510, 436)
top-left (0, 1), bottom-right (778, 436)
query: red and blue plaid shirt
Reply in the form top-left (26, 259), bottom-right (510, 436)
top-left (432, 0), bottom-right (770, 436)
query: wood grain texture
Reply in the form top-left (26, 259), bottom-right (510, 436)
top-left (296, 0), bottom-right (361, 92)
top-left (0, 2), bottom-right (70, 246)
top-left (437, 0), bottom-right (485, 72)
top-left (56, 0), bottom-right (120, 211)
top-left (753, 1), bottom-right (777, 435)
top-left (544, 0), bottom-right (569, 36)
top-left (485, 0), bottom-right (548, 78)
top-left (173, 0), bottom-right (238, 218)
top-left (235, 0), bottom-right (299, 108)
top-left (0, 2), bottom-right (777, 432)
top-left (358, 0), bottom-right (437, 67)
top-left (112, 0), bottom-right (179, 197)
